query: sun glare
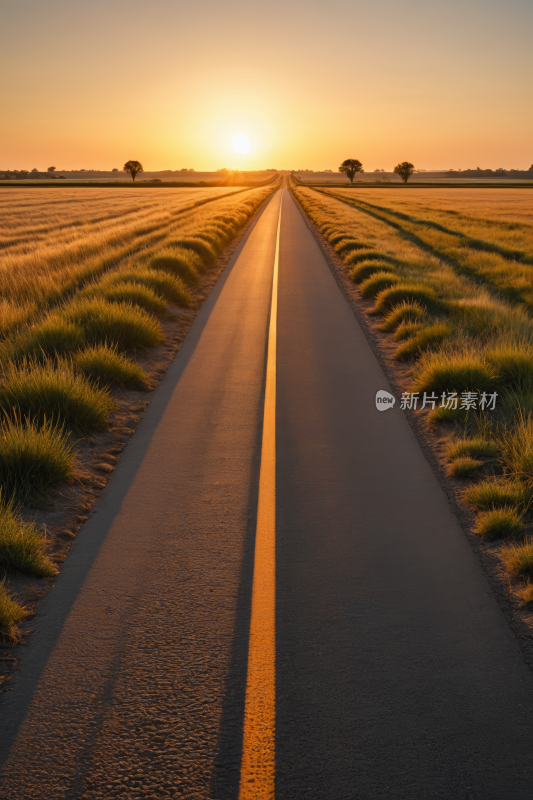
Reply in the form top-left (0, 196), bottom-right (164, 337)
top-left (231, 133), bottom-right (251, 154)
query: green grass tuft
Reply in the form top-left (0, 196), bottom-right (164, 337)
top-left (334, 239), bottom-right (368, 255)
top-left (394, 323), bottom-right (450, 361)
top-left (500, 539), bottom-right (533, 579)
top-left (372, 284), bottom-right (445, 316)
top-left (0, 495), bottom-right (56, 576)
top-left (0, 581), bottom-right (29, 642)
top-left (148, 252), bottom-right (200, 287)
top-left (74, 345), bottom-right (148, 390)
top-left (497, 414), bottom-right (533, 488)
top-left (379, 302), bottom-right (426, 332)
top-left (166, 237), bottom-right (217, 268)
top-left (3, 316), bottom-right (85, 364)
top-left (360, 272), bottom-right (403, 299)
top-left (394, 322), bottom-right (423, 341)
top-left (0, 417), bottom-right (75, 507)
top-left (428, 404), bottom-right (468, 424)
top-left (345, 250), bottom-right (394, 266)
top-left (63, 299), bottom-right (163, 350)
top-left (80, 282), bottom-right (168, 315)
top-left (102, 268), bottom-right (191, 307)
top-left (448, 456), bottom-right (483, 478)
top-left (0, 360), bottom-right (114, 432)
top-left (474, 507), bottom-right (524, 541)
top-left (412, 353), bottom-right (497, 395)
top-left (351, 261), bottom-right (394, 284)
top-left (447, 437), bottom-right (499, 460)
top-left (463, 479), bottom-right (530, 511)
top-left (484, 343), bottom-right (533, 390)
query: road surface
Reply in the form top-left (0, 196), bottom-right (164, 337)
top-left (1, 183), bottom-right (533, 799)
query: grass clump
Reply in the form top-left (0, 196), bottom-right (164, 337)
top-left (447, 437), bottom-right (499, 460)
top-left (394, 322), bottom-right (422, 341)
top-left (166, 237), bottom-right (217, 268)
top-left (0, 360), bottom-right (113, 432)
top-left (334, 239), bottom-right (367, 255)
top-left (413, 352), bottom-right (497, 395)
top-left (0, 582), bottom-right (29, 642)
top-left (149, 252), bottom-right (200, 286)
top-left (74, 345), bottom-right (148, 390)
top-left (516, 582), bottom-right (533, 607)
top-left (81, 282), bottom-right (168, 316)
top-left (484, 343), bottom-right (533, 390)
top-left (500, 539), bottom-right (533, 579)
top-left (360, 272), bottom-right (403, 299)
top-left (346, 250), bottom-right (393, 266)
top-left (448, 456), bottom-right (483, 478)
top-left (394, 323), bottom-right (450, 362)
top-left (474, 507), bottom-right (524, 541)
top-left (0, 418), bottom-right (74, 507)
top-left (497, 414), bottom-right (533, 488)
top-left (103, 268), bottom-right (191, 307)
top-left (373, 284), bottom-right (445, 316)
top-left (63, 299), bottom-right (163, 351)
top-left (379, 302), bottom-right (426, 332)
top-left (351, 260), bottom-right (394, 284)
top-left (0, 496), bottom-right (56, 576)
top-left (428, 405), bottom-right (467, 424)
top-left (463, 479), bottom-right (530, 511)
top-left (3, 316), bottom-right (84, 363)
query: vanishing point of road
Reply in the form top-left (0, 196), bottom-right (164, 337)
top-left (1, 182), bottom-right (533, 799)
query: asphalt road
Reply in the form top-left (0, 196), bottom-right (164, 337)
top-left (1, 184), bottom-right (533, 799)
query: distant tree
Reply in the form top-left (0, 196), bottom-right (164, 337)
top-left (393, 161), bottom-right (415, 183)
top-left (47, 166), bottom-right (56, 172)
top-left (112, 168), bottom-right (119, 172)
top-left (31, 168), bottom-right (38, 173)
top-left (123, 160), bottom-right (144, 182)
top-left (339, 159), bottom-right (363, 183)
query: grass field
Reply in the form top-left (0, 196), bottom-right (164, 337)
top-left (292, 180), bottom-right (533, 607)
top-left (0, 180), bottom-right (279, 636)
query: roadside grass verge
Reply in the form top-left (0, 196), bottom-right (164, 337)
top-left (63, 299), bottom-right (164, 350)
top-left (463, 479), bottom-right (531, 511)
top-left (0, 496), bottom-right (56, 576)
top-left (379, 302), bottom-right (427, 332)
top-left (360, 272), bottom-right (403, 299)
top-left (474, 507), bottom-right (524, 541)
top-left (0, 418), bottom-right (75, 507)
top-left (79, 282), bottom-right (169, 316)
top-left (0, 360), bottom-right (113, 432)
top-left (500, 539), bottom-right (533, 579)
top-left (149, 250), bottom-right (202, 285)
top-left (148, 253), bottom-right (200, 287)
top-left (448, 456), bottom-right (483, 479)
top-left (2, 316), bottom-right (85, 363)
top-left (74, 345), bottom-right (148, 390)
top-left (0, 581), bottom-right (29, 642)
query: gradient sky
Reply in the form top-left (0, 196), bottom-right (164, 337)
top-left (1, 0), bottom-right (532, 172)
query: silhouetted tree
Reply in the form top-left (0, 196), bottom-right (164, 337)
top-left (47, 166), bottom-right (56, 172)
top-left (393, 161), bottom-right (415, 183)
top-left (123, 160), bottom-right (144, 182)
top-left (339, 159), bottom-right (363, 183)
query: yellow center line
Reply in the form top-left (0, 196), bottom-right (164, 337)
top-left (238, 190), bottom-right (283, 800)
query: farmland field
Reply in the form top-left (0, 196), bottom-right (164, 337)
top-left (292, 181), bottom-right (533, 607)
top-left (0, 180), bottom-right (279, 636)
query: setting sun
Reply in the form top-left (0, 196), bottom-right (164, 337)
top-left (231, 133), bottom-right (251, 155)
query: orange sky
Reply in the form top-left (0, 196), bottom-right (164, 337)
top-left (1, 0), bottom-right (532, 172)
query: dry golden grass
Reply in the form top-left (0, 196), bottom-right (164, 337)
top-left (0, 180), bottom-right (278, 514)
